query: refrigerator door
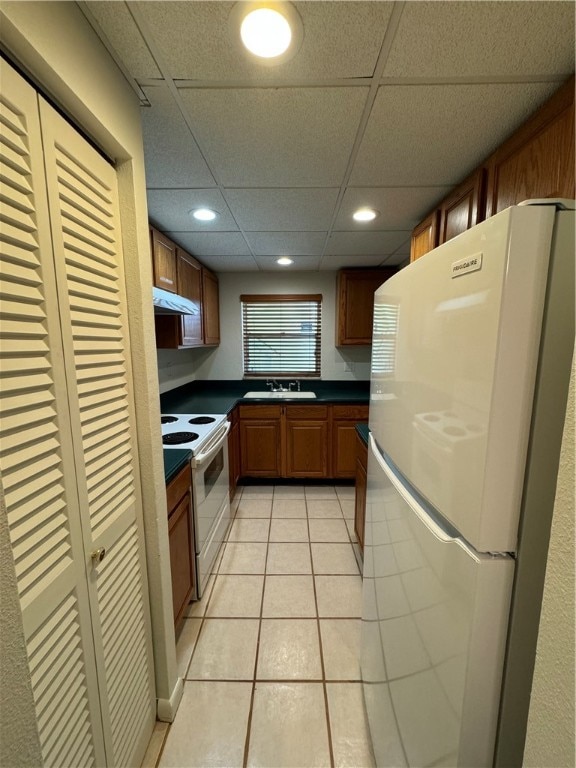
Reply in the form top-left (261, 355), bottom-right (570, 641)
top-left (369, 205), bottom-right (556, 553)
top-left (362, 436), bottom-right (514, 767)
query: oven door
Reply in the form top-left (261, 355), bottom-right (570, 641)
top-left (191, 421), bottom-right (231, 592)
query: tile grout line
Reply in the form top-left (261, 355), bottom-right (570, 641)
top-left (305, 490), bottom-right (336, 768)
top-left (241, 488), bottom-right (273, 768)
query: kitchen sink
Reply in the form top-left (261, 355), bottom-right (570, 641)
top-left (243, 391), bottom-right (317, 399)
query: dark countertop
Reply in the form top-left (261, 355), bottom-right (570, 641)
top-left (161, 380), bottom-right (370, 483)
top-left (355, 422), bottom-right (370, 446)
top-left (163, 449), bottom-right (192, 484)
top-left (160, 379), bottom-right (370, 416)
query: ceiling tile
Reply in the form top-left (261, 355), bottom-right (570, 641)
top-left (224, 188), bottom-right (339, 231)
top-left (384, 1), bottom-right (575, 78)
top-left (141, 85), bottom-right (217, 188)
top-left (165, 232), bottom-right (251, 257)
top-left (83, 1), bottom-right (161, 79)
top-left (245, 231), bottom-right (327, 257)
top-left (253, 256), bottom-right (321, 271)
top-left (326, 230), bottom-right (412, 256)
top-left (133, 1), bottom-right (394, 80)
top-left (350, 82), bottom-right (560, 187)
top-left (178, 87), bottom-right (368, 186)
top-left (195, 255), bottom-right (259, 272)
top-left (335, 187), bottom-right (452, 230)
top-left (147, 189), bottom-right (238, 232)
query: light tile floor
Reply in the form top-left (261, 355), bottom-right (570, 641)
top-left (158, 482), bottom-right (375, 768)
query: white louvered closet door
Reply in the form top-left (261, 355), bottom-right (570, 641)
top-left (0, 59), bottom-right (155, 767)
top-left (0, 60), bottom-right (107, 766)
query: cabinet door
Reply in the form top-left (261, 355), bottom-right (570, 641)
top-left (240, 420), bottom-right (281, 476)
top-left (332, 421), bottom-right (359, 478)
top-left (439, 169), bottom-right (485, 245)
top-left (178, 250), bottom-right (203, 346)
top-left (168, 492), bottom-right (195, 627)
top-left (285, 420), bottom-right (329, 478)
top-left (354, 454), bottom-right (367, 551)
top-left (410, 210), bottom-right (439, 262)
top-left (202, 268), bottom-right (220, 345)
top-left (40, 99), bottom-right (156, 766)
top-left (151, 227), bottom-right (178, 293)
top-left (337, 269), bottom-right (395, 345)
top-left (485, 77), bottom-right (575, 216)
top-left (228, 415), bottom-right (241, 499)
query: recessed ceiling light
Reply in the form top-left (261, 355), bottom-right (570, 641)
top-left (241, 8), bottom-right (291, 58)
top-left (277, 257), bottom-right (293, 266)
top-left (230, 3), bottom-right (303, 66)
top-left (191, 208), bottom-right (217, 222)
top-left (353, 207), bottom-right (378, 222)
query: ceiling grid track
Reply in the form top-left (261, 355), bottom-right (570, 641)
top-left (127, 1), bottom-right (262, 270)
top-left (318, 1), bottom-right (406, 270)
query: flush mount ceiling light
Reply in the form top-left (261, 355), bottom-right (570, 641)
top-left (353, 207), bottom-right (378, 222)
top-left (277, 257), bottom-right (293, 266)
top-left (230, 2), bottom-right (303, 65)
top-left (191, 208), bottom-right (218, 222)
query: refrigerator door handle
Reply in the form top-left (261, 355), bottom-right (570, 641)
top-left (369, 433), bottom-right (460, 546)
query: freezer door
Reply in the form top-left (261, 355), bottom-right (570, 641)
top-left (361, 436), bottom-right (514, 767)
top-left (369, 205), bottom-right (556, 552)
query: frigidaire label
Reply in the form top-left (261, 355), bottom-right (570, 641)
top-left (452, 253), bottom-right (483, 278)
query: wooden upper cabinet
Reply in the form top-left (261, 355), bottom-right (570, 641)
top-left (178, 249), bottom-right (202, 347)
top-left (151, 227), bottom-right (178, 293)
top-left (337, 269), bottom-right (396, 345)
top-left (485, 76), bottom-right (575, 217)
top-left (439, 169), bottom-right (485, 245)
top-left (202, 268), bottom-right (220, 345)
top-left (410, 210), bottom-right (439, 263)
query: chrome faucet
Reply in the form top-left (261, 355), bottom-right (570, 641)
top-left (288, 381), bottom-right (300, 391)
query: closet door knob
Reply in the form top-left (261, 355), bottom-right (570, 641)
top-left (91, 547), bottom-right (106, 564)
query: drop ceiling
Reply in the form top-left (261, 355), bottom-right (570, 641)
top-left (79, 1), bottom-right (575, 272)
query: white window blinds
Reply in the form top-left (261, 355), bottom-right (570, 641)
top-left (371, 302), bottom-right (398, 375)
top-left (241, 294), bottom-right (322, 377)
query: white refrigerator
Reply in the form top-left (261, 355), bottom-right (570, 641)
top-left (361, 200), bottom-right (574, 767)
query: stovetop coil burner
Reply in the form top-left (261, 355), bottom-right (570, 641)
top-left (162, 431), bottom-right (199, 445)
top-left (188, 416), bottom-right (216, 425)
top-left (161, 415), bottom-right (179, 424)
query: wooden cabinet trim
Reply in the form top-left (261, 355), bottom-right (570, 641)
top-left (336, 268), bottom-right (396, 346)
top-left (332, 404), bottom-right (369, 420)
top-left (166, 463), bottom-right (191, 513)
top-left (439, 168), bottom-right (486, 244)
top-left (239, 404), bottom-right (282, 419)
top-left (410, 209), bottom-right (440, 262)
top-left (151, 227), bottom-right (178, 293)
top-left (285, 405), bottom-right (329, 419)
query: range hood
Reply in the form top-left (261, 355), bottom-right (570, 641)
top-left (153, 286), bottom-right (199, 315)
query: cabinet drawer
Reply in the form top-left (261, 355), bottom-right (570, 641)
top-left (285, 405), bottom-right (328, 420)
top-left (166, 463), bottom-right (191, 512)
top-left (332, 404), bottom-right (369, 420)
top-left (239, 404), bottom-right (282, 419)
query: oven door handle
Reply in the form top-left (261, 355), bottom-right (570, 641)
top-left (192, 420), bottom-right (231, 467)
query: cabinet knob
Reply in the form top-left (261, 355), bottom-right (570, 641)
top-left (91, 547), bottom-right (106, 564)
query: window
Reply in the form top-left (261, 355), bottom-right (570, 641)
top-left (371, 301), bottom-right (398, 376)
top-left (241, 294), bottom-right (322, 377)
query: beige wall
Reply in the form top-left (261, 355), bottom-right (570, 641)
top-left (524, 349), bottom-right (575, 768)
top-left (0, 0), bottom-right (178, 728)
top-left (157, 271), bottom-right (373, 391)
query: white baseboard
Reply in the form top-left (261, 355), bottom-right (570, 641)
top-left (156, 677), bottom-right (184, 722)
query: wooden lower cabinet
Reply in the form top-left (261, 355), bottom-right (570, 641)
top-left (166, 464), bottom-right (196, 628)
top-left (228, 409), bottom-right (241, 500)
top-left (237, 403), bottom-right (368, 480)
top-left (239, 405), bottom-right (282, 477)
top-left (354, 434), bottom-right (368, 553)
top-left (285, 405), bottom-right (330, 477)
top-left (332, 405), bottom-right (370, 478)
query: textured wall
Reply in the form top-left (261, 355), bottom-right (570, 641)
top-left (158, 271), bottom-right (372, 389)
top-left (524, 348), bottom-right (575, 767)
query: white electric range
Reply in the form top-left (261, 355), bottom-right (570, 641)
top-left (161, 413), bottom-right (231, 598)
